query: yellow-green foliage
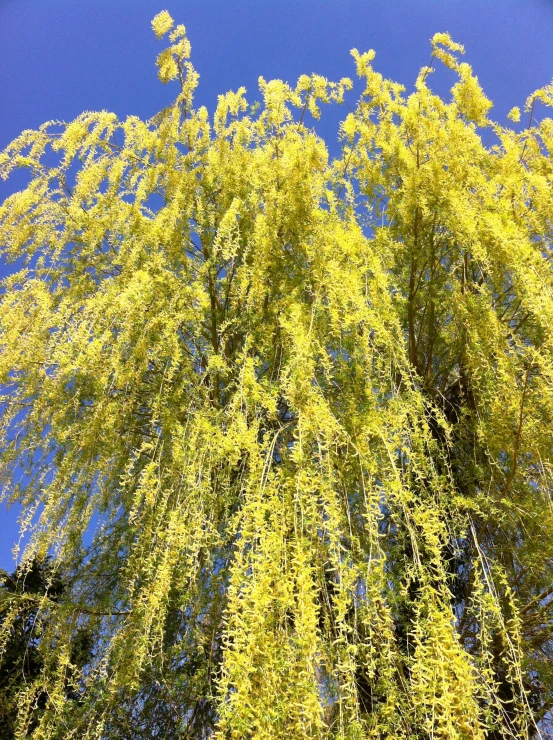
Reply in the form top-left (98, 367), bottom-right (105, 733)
top-left (1, 12), bottom-right (553, 739)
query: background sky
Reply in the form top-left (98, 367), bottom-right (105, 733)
top-left (1, 0), bottom-right (553, 572)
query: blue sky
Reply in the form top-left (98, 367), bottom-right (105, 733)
top-left (1, 0), bottom-right (553, 571)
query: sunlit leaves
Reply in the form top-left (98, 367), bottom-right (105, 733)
top-left (1, 12), bottom-right (553, 740)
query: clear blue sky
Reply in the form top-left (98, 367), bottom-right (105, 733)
top-left (1, 0), bottom-right (553, 571)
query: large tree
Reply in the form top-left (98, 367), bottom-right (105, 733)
top-left (1, 11), bottom-right (553, 738)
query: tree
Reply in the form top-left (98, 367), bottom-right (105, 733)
top-left (1, 10), bottom-right (553, 738)
top-left (0, 558), bottom-right (91, 738)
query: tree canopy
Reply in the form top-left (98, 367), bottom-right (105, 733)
top-left (1, 11), bottom-right (553, 738)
